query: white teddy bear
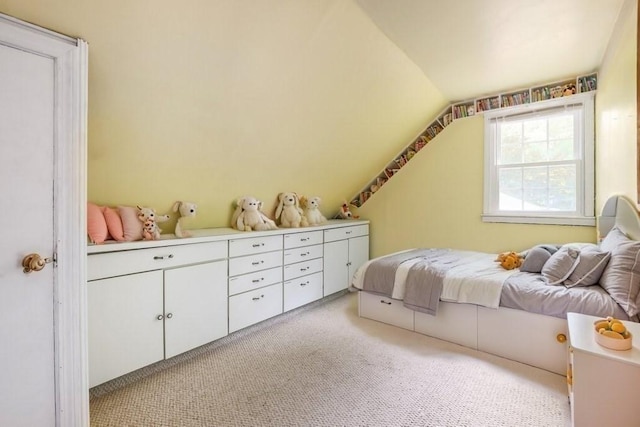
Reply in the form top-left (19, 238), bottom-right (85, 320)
top-left (300, 196), bottom-right (327, 226)
top-left (275, 192), bottom-right (308, 228)
top-left (232, 196), bottom-right (278, 232)
top-left (172, 201), bottom-right (197, 238)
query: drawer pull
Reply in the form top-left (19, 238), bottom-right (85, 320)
top-left (300, 267), bottom-right (308, 272)
top-left (166, 313), bottom-right (173, 319)
top-left (153, 254), bottom-right (174, 260)
top-left (252, 243), bottom-right (264, 248)
top-left (156, 314), bottom-right (164, 320)
top-left (300, 281), bottom-right (309, 287)
top-left (252, 295), bottom-right (265, 301)
top-left (380, 300), bottom-right (392, 305)
top-left (346, 231), bottom-right (352, 235)
top-left (251, 261), bottom-right (264, 266)
top-left (300, 238), bottom-right (308, 242)
top-left (252, 278), bottom-right (264, 283)
top-left (300, 252), bottom-right (308, 257)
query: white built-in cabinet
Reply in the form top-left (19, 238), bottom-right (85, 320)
top-left (87, 220), bottom-right (368, 387)
top-left (323, 225), bottom-right (369, 296)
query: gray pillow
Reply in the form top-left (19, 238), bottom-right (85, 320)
top-left (599, 237), bottom-right (640, 317)
top-left (520, 246), bottom-right (553, 273)
top-left (600, 226), bottom-right (629, 252)
top-left (564, 246), bottom-right (611, 288)
top-left (542, 246), bottom-right (580, 285)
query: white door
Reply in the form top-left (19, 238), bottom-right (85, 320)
top-left (323, 239), bottom-right (349, 296)
top-left (0, 15), bottom-right (88, 427)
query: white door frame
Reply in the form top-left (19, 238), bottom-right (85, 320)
top-left (0, 14), bottom-right (89, 427)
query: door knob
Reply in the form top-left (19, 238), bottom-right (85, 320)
top-left (22, 253), bottom-right (53, 274)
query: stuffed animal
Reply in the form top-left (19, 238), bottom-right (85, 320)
top-left (137, 205), bottom-right (170, 240)
top-left (233, 196), bottom-right (278, 231)
top-left (338, 202), bottom-right (359, 219)
top-left (275, 192), bottom-right (308, 228)
top-left (172, 201), bottom-right (197, 238)
top-left (495, 251), bottom-right (523, 270)
top-left (300, 196), bottom-right (327, 226)
top-left (562, 83), bottom-right (576, 96)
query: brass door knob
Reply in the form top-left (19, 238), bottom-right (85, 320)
top-left (556, 333), bottom-right (567, 343)
top-left (22, 253), bottom-right (53, 273)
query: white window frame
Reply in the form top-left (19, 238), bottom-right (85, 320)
top-left (482, 92), bottom-right (595, 226)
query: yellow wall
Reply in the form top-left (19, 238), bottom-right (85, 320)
top-left (359, 116), bottom-right (596, 257)
top-left (595, 0), bottom-right (637, 212)
top-left (0, 0), bottom-right (446, 230)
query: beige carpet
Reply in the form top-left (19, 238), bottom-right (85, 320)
top-left (90, 292), bottom-right (571, 427)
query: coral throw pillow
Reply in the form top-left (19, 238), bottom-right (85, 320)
top-left (118, 206), bottom-right (143, 241)
top-left (104, 207), bottom-right (126, 241)
top-left (87, 203), bottom-right (110, 244)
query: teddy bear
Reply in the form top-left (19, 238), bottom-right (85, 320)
top-left (232, 196), bottom-right (278, 231)
top-left (172, 201), bottom-right (197, 238)
top-left (300, 196), bottom-right (327, 226)
top-left (275, 192), bottom-right (308, 228)
top-left (137, 205), bottom-right (170, 240)
top-left (338, 202), bottom-right (359, 219)
top-left (495, 251), bottom-right (523, 270)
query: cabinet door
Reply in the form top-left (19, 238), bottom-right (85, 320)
top-left (87, 271), bottom-right (164, 387)
top-left (164, 260), bottom-right (228, 359)
top-left (323, 239), bottom-right (348, 296)
top-left (348, 235), bottom-right (369, 280)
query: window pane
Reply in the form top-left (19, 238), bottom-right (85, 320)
top-left (499, 143), bottom-right (521, 164)
top-left (498, 167), bottom-right (522, 210)
top-left (548, 115), bottom-right (573, 140)
top-left (523, 119), bottom-right (546, 143)
top-left (548, 138), bottom-right (574, 161)
top-left (523, 141), bottom-right (546, 163)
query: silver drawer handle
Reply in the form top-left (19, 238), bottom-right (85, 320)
top-left (300, 252), bottom-right (308, 257)
top-left (346, 231), bottom-right (352, 235)
top-left (300, 281), bottom-right (309, 287)
top-left (252, 278), bottom-right (264, 283)
top-left (380, 300), bottom-right (392, 305)
top-left (166, 313), bottom-right (173, 319)
top-left (300, 238), bottom-right (308, 242)
top-left (157, 314), bottom-right (164, 320)
top-left (154, 254), bottom-right (174, 260)
top-left (252, 243), bottom-right (265, 248)
top-left (252, 260), bottom-right (264, 266)
top-left (252, 294), bottom-right (265, 301)
top-left (300, 267), bottom-right (308, 272)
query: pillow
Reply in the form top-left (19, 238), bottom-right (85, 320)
top-left (118, 206), bottom-right (143, 241)
top-left (564, 245), bottom-right (611, 288)
top-left (87, 203), bottom-right (109, 244)
top-left (104, 207), bottom-right (126, 241)
top-left (599, 236), bottom-right (640, 317)
top-left (541, 246), bottom-right (580, 285)
top-left (520, 246), bottom-right (554, 273)
top-left (600, 226), bottom-right (629, 252)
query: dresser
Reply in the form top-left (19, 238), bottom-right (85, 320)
top-left (87, 220), bottom-right (369, 387)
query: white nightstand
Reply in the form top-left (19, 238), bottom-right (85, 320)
top-left (567, 312), bottom-right (640, 427)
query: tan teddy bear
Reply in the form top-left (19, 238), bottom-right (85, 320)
top-left (495, 251), bottom-right (523, 270)
top-left (300, 196), bottom-right (327, 226)
top-left (275, 192), bottom-right (308, 228)
top-left (232, 196), bottom-right (278, 232)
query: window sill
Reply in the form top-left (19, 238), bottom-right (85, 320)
top-left (481, 214), bottom-right (596, 226)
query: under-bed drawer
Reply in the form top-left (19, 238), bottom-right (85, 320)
top-left (414, 302), bottom-right (478, 349)
top-left (359, 291), bottom-right (414, 331)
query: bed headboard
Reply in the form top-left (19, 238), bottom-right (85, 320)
top-left (599, 195), bottom-right (640, 241)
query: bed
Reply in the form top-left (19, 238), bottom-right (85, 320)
top-left (351, 195), bottom-right (640, 375)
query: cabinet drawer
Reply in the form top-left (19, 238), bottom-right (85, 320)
top-left (283, 244), bottom-right (323, 265)
top-left (229, 235), bottom-right (283, 257)
top-left (284, 272), bottom-right (323, 312)
top-left (229, 283), bottom-right (283, 333)
top-left (88, 241), bottom-right (228, 281)
top-left (228, 267), bottom-right (282, 296)
top-left (228, 250), bottom-right (282, 277)
top-left (283, 230), bottom-right (323, 249)
top-left (283, 257), bottom-right (323, 281)
top-left (359, 291), bottom-right (414, 331)
top-left (324, 225), bottom-right (369, 243)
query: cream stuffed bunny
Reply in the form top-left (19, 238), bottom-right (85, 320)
top-left (300, 196), bottom-right (327, 226)
top-left (172, 201), bottom-right (197, 238)
top-left (233, 196), bottom-right (278, 232)
top-left (275, 192), bottom-right (308, 228)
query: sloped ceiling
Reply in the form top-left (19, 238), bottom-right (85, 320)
top-left (356, 0), bottom-right (626, 101)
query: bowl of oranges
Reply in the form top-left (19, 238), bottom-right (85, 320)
top-left (594, 317), bottom-right (633, 351)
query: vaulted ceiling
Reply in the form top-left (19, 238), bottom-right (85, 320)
top-left (356, 0), bottom-right (626, 102)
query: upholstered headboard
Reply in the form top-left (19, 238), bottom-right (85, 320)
top-left (599, 195), bottom-right (640, 241)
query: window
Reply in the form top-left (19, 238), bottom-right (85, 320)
top-left (483, 93), bottom-right (595, 225)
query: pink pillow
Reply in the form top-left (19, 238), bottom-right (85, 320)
top-left (87, 203), bottom-right (110, 244)
top-left (118, 206), bottom-right (143, 241)
top-left (104, 207), bottom-right (126, 241)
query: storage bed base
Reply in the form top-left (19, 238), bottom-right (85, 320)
top-left (358, 291), bottom-right (567, 375)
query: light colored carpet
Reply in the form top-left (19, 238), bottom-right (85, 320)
top-left (90, 292), bottom-right (571, 427)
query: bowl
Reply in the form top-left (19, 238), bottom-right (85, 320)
top-left (594, 320), bottom-right (633, 351)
